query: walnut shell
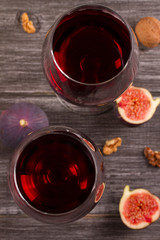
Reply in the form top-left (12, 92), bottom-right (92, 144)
top-left (135, 17), bottom-right (160, 48)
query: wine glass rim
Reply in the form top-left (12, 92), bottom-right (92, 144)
top-left (50, 4), bottom-right (134, 86)
top-left (11, 126), bottom-right (102, 219)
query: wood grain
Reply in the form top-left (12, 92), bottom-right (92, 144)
top-left (0, 0), bottom-right (160, 239)
top-left (1, 215), bottom-right (160, 240)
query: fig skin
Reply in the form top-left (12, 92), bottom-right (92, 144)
top-left (115, 86), bottom-right (160, 126)
top-left (119, 185), bottom-right (160, 229)
top-left (0, 102), bottom-right (49, 149)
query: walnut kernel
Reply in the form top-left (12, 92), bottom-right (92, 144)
top-left (144, 147), bottom-right (160, 167)
top-left (103, 137), bottom-right (122, 155)
top-left (21, 12), bottom-right (36, 34)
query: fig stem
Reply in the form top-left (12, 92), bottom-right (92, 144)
top-left (124, 185), bottom-right (130, 194)
top-left (154, 98), bottom-right (160, 107)
top-left (19, 119), bottom-right (28, 128)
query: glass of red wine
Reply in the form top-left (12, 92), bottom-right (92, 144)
top-left (8, 126), bottom-right (105, 224)
top-left (42, 4), bottom-right (139, 114)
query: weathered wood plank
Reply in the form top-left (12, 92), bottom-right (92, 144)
top-left (1, 215), bottom-right (160, 240)
top-left (0, 0), bottom-right (160, 239)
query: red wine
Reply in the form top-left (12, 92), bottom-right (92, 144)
top-left (53, 8), bottom-right (131, 84)
top-left (42, 5), bottom-right (138, 109)
top-left (16, 133), bottom-right (95, 214)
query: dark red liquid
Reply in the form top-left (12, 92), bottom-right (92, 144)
top-left (16, 133), bottom-right (95, 214)
top-left (53, 8), bottom-right (131, 84)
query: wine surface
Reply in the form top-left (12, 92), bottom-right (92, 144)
top-left (16, 133), bottom-right (95, 214)
top-left (53, 8), bottom-right (131, 84)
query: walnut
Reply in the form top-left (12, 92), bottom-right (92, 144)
top-left (135, 17), bottom-right (160, 48)
top-left (21, 12), bottom-right (36, 34)
top-left (144, 147), bottom-right (160, 167)
top-left (103, 137), bottom-right (122, 155)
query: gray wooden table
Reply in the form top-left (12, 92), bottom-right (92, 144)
top-left (0, 0), bottom-right (160, 239)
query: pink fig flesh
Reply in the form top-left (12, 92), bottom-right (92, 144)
top-left (116, 86), bottom-right (160, 125)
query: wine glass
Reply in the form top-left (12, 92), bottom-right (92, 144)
top-left (42, 4), bottom-right (139, 114)
top-left (8, 126), bottom-right (105, 224)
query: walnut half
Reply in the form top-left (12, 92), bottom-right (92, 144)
top-left (21, 12), bottom-right (36, 34)
top-left (144, 147), bottom-right (160, 167)
top-left (103, 137), bottom-right (122, 155)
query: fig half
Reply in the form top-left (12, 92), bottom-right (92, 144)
top-left (119, 185), bottom-right (160, 229)
top-left (116, 86), bottom-right (160, 125)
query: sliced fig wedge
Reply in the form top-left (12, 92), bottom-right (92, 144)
top-left (116, 86), bottom-right (160, 125)
top-left (119, 185), bottom-right (160, 229)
